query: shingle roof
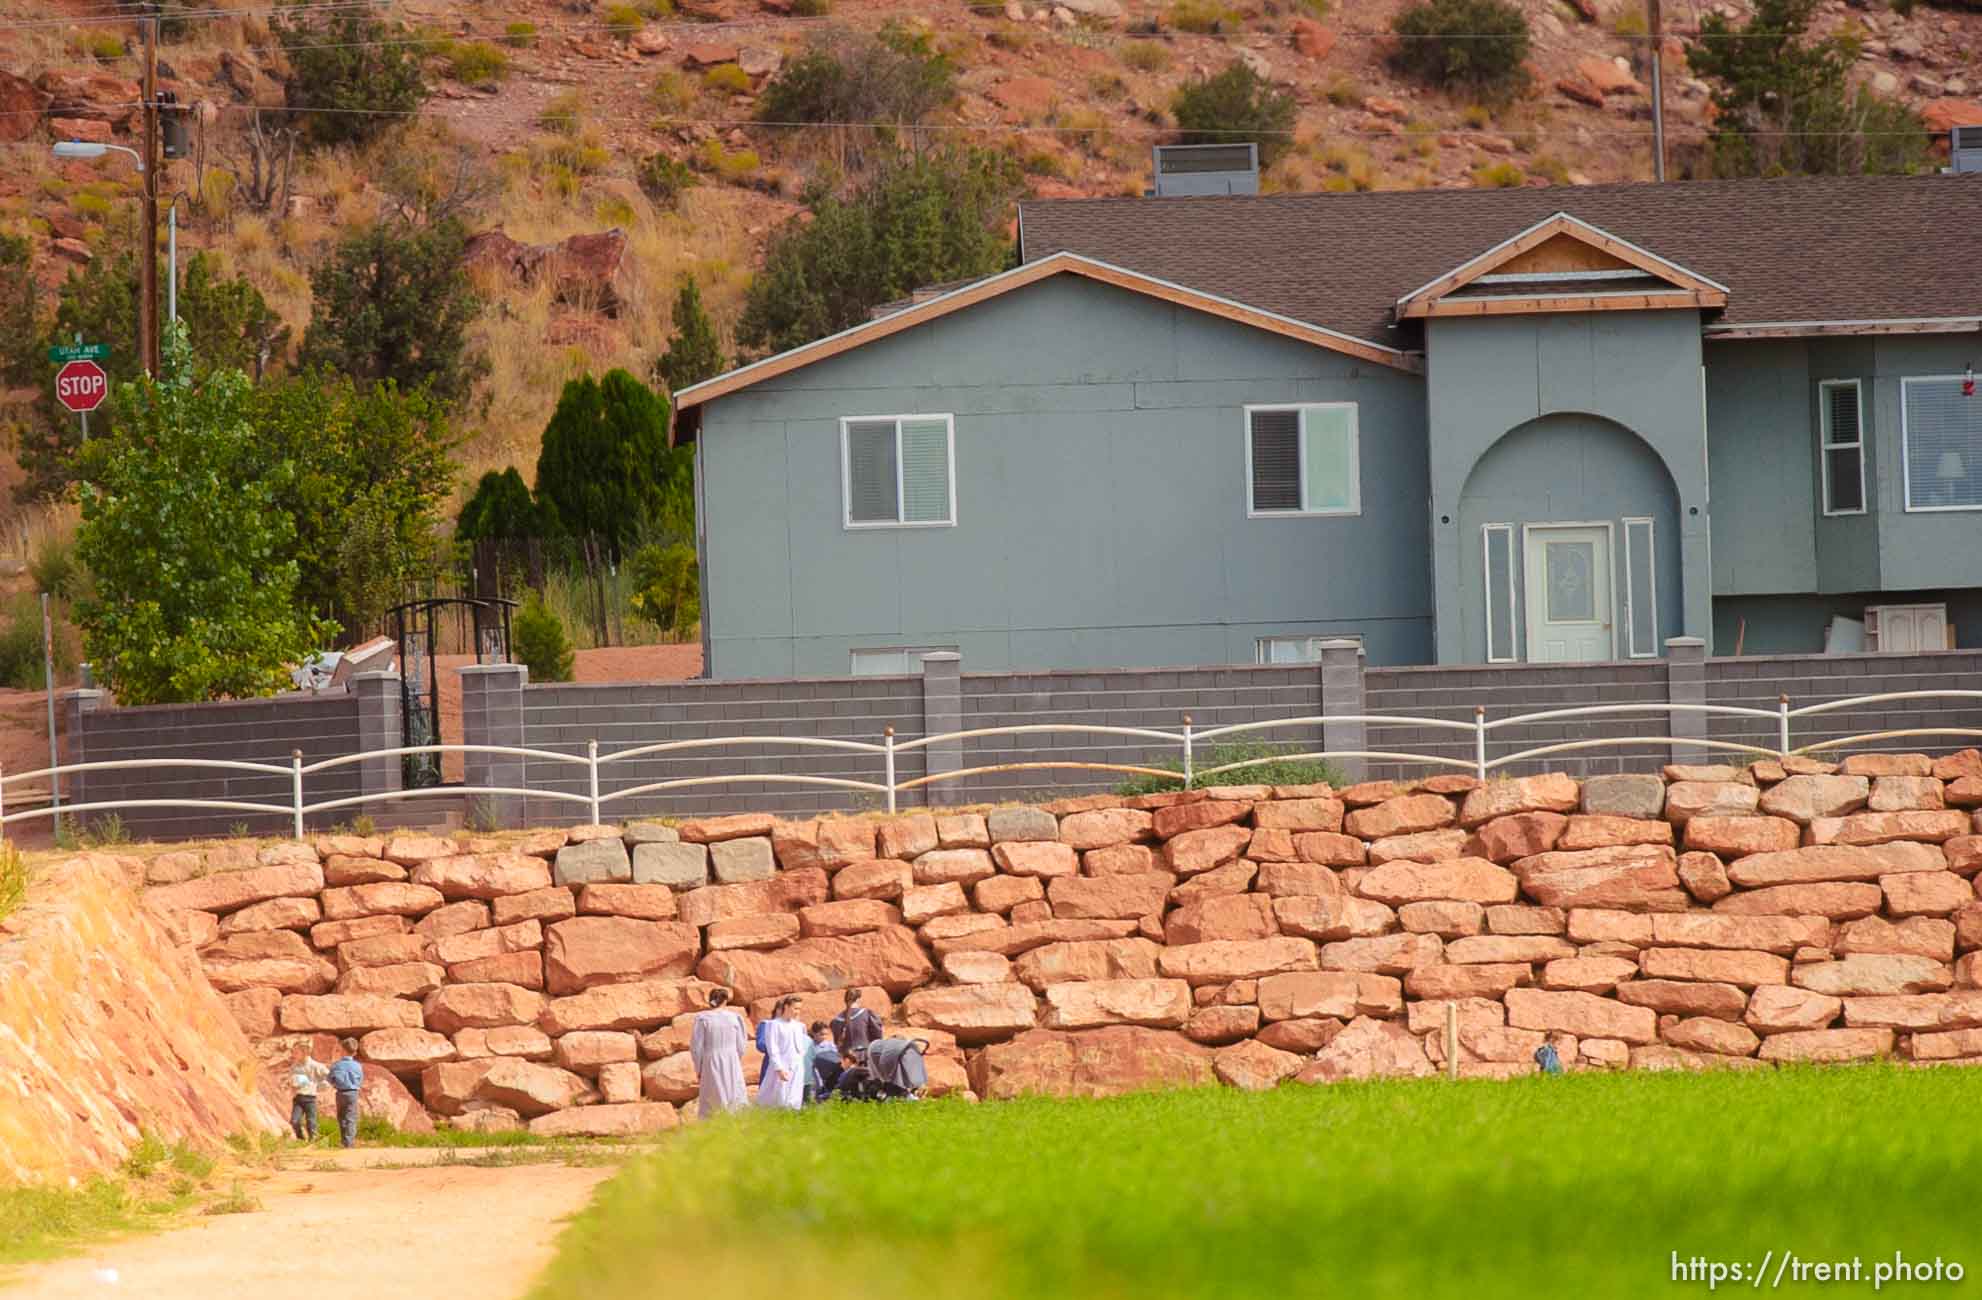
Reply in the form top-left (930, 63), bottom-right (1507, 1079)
top-left (1018, 173), bottom-right (1982, 347)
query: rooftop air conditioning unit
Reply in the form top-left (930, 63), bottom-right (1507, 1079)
top-left (1952, 125), bottom-right (1982, 174)
top-left (1149, 143), bottom-right (1260, 197)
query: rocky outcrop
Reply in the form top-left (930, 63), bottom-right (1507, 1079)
top-left (462, 228), bottom-right (630, 317)
top-left (1, 855), bottom-right (283, 1183)
top-left (135, 750), bottom-right (1982, 1129)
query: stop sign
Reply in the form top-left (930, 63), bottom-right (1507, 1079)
top-left (55, 359), bottom-right (108, 414)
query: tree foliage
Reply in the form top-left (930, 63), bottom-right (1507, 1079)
top-left (737, 147), bottom-right (1022, 357)
top-left (1389, 0), bottom-right (1532, 100)
top-left (533, 369), bottom-right (689, 558)
top-left (757, 23), bottom-right (956, 162)
top-left (1170, 62), bottom-right (1299, 168)
top-left (250, 372), bottom-right (457, 632)
top-left (456, 467), bottom-right (546, 541)
top-left (75, 327), bottom-right (333, 704)
top-left (0, 234), bottom-right (41, 391)
top-left (298, 218), bottom-right (485, 408)
top-left (653, 276), bottom-right (727, 396)
top-left (1688, 0), bottom-right (1928, 175)
top-left (14, 248), bottom-right (281, 500)
top-left (512, 592), bottom-right (574, 682)
top-left (274, 4), bottom-right (429, 148)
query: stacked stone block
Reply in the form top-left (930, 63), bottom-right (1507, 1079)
top-left (135, 747), bottom-right (1982, 1132)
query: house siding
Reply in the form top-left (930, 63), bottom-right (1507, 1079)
top-left (698, 273), bottom-right (1431, 677)
top-left (1426, 310), bottom-right (1712, 664)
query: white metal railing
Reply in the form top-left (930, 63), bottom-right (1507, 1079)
top-left (4, 690), bottom-right (1980, 839)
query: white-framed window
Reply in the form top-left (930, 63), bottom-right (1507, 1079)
top-left (1901, 376), bottom-right (1982, 512)
top-left (1818, 379), bottom-right (1866, 516)
top-left (1623, 516), bottom-right (1657, 659)
top-left (1481, 523), bottom-right (1517, 663)
top-left (1245, 403), bottom-right (1360, 517)
top-left (1255, 634), bottom-right (1360, 664)
top-left (850, 646), bottom-right (957, 675)
top-left (841, 414), bottom-right (956, 528)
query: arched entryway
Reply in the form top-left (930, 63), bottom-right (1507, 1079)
top-left (1456, 413), bottom-right (1683, 663)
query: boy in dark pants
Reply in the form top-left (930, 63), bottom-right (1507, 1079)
top-left (328, 1038), bottom-right (364, 1148)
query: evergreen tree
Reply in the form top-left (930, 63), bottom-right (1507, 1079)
top-left (653, 276), bottom-right (727, 395)
top-left (533, 369), bottom-right (690, 558)
top-left (298, 219), bottom-right (485, 407)
top-left (1171, 62), bottom-right (1299, 167)
top-left (275, 5), bottom-right (429, 148)
top-left (456, 467), bottom-right (546, 541)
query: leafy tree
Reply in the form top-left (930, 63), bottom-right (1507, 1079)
top-left (178, 252), bottom-right (290, 379)
top-left (758, 24), bottom-right (955, 164)
top-left (1689, 0), bottom-right (1928, 175)
top-left (274, 4), bottom-right (429, 148)
top-left (653, 276), bottom-right (727, 396)
top-left (251, 372), bottom-right (457, 632)
top-left (512, 592), bottom-right (574, 682)
top-left (298, 219), bottom-right (485, 408)
top-left (1390, 0), bottom-right (1532, 101)
top-left (533, 369), bottom-right (690, 558)
top-left (737, 147), bottom-right (1022, 357)
top-left (627, 541), bottom-right (700, 640)
top-left (0, 234), bottom-right (41, 390)
top-left (456, 467), bottom-right (546, 541)
top-left (74, 326), bottom-right (332, 704)
top-left (1170, 61), bottom-right (1299, 168)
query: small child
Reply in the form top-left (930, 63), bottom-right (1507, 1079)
top-left (804, 1021), bottom-right (841, 1104)
top-left (288, 1045), bottom-right (330, 1141)
top-left (1533, 1033), bottom-right (1567, 1076)
top-left (327, 1038), bottom-right (365, 1148)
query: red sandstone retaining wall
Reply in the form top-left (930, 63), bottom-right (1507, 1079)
top-left (133, 750), bottom-right (1982, 1135)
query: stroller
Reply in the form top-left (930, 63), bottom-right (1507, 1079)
top-left (835, 1037), bottom-right (929, 1102)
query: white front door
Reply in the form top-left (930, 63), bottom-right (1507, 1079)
top-left (1523, 525), bottom-right (1614, 663)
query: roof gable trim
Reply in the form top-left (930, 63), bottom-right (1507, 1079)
top-left (1394, 213), bottom-right (1730, 320)
top-left (674, 252), bottom-right (1422, 410)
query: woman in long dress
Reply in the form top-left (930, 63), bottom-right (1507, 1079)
top-left (690, 987), bottom-right (749, 1118)
top-left (755, 995), bottom-right (810, 1111)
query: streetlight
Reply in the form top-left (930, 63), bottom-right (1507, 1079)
top-left (51, 138), bottom-right (159, 374)
top-left (52, 139), bottom-right (145, 171)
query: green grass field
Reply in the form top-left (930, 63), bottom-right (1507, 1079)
top-left (527, 1065), bottom-right (1979, 1300)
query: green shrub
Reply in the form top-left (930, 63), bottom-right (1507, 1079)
top-left (651, 71), bottom-right (692, 114)
top-left (1170, 0), bottom-right (1242, 32)
top-left (637, 152), bottom-right (699, 208)
top-left (1611, 3), bottom-right (1649, 36)
top-left (1324, 72), bottom-right (1364, 106)
top-left (603, 3), bottom-right (644, 34)
top-left (1390, 0), bottom-right (1532, 100)
top-left (626, 542), bottom-right (699, 638)
top-left (275, 7), bottom-right (429, 148)
top-left (447, 40), bottom-right (508, 86)
top-left (1114, 742), bottom-right (1347, 795)
top-left (1473, 160), bottom-right (1525, 187)
top-left (1171, 61), bottom-right (1297, 167)
top-left (1121, 40), bottom-right (1172, 72)
top-left (503, 21), bottom-right (538, 48)
top-left (792, 0), bottom-right (831, 11)
top-left (0, 591), bottom-right (77, 690)
top-left (73, 30), bottom-right (127, 59)
top-left (29, 530), bottom-right (80, 599)
top-left (694, 140), bottom-right (760, 179)
top-left (758, 27), bottom-right (954, 135)
top-left (596, 195), bottom-right (637, 226)
top-left (513, 594), bottom-right (575, 682)
top-left (703, 63), bottom-right (751, 96)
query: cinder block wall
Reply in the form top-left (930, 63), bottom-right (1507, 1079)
top-left (134, 747), bottom-right (1982, 1137)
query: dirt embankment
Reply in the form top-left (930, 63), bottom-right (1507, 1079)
top-left (0, 854), bottom-right (283, 1184)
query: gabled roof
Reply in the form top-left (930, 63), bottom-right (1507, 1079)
top-left (674, 251), bottom-right (1421, 410)
top-left (1393, 212), bottom-right (1729, 319)
top-left (1019, 174), bottom-right (1982, 345)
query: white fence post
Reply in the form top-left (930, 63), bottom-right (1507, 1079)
top-left (291, 749), bottom-right (304, 840)
top-left (1181, 714), bottom-right (1194, 787)
top-left (884, 727), bottom-right (897, 815)
top-left (1474, 707), bottom-right (1488, 781)
top-left (586, 739), bottom-right (601, 826)
top-left (1777, 694), bottom-right (1791, 757)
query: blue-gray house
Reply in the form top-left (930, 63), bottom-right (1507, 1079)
top-left (674, 173), bottom-right (1982, 679)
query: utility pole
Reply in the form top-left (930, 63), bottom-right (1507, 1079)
top-left (139, 4), bottom-right (160, 375)
top-left (1648, 0), bottom-right (1667, 182)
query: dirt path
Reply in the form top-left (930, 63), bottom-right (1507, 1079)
top-left (10, 1156), bottom-right (616, 1299)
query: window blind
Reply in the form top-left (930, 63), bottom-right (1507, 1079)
top-left (846, 420), bottom-right (899, 524)
top-left (1250, 409), bottom-right (1302, 512)
top-left (899, 418), bottom-right (952, 524)
top-left (1904, 378), bottom-right (1982, 510)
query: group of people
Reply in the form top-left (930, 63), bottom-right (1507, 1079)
top-left (690, 987), bottom-right (886, 1117)
top-left (287, 1038), bottom-right (366, 1147)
